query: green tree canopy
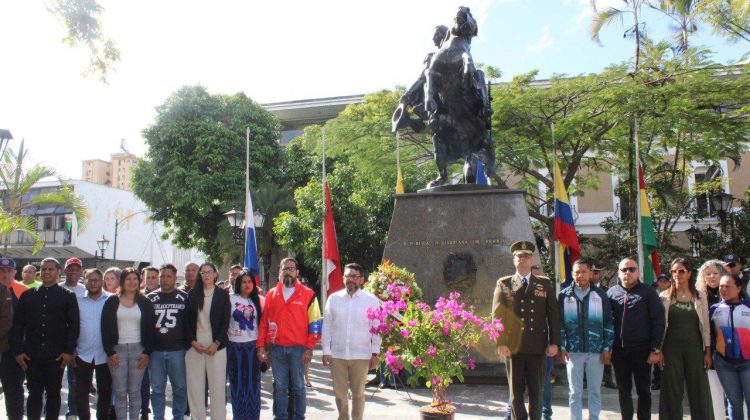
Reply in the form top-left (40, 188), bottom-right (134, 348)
top-left (48, 0), bottom-right (119, 82)
top-left (132, 85), bottom-right (282, 262)
top-left (273, 159), bottom-right (395, 278)
top-left (697, 0), bottom-right (750, 46)
top-left (492, 46), bottom-right (750, 260)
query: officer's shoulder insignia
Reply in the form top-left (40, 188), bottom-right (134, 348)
top-left (535, 275), bottom-right (551, 282)
top-left (497, 275), bottom-right (512, 287)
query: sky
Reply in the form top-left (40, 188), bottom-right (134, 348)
top-left (1, 0), bottom-right (745, 179)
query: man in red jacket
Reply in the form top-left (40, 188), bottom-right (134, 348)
top-left (257, 257), bottom-right (321, 420)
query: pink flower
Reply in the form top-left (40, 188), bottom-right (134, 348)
top-left (425, 346), bottom-right (437, 358)
top-left (413, 357), bottom-right (423, 367)
top-left (468, 358), bottom-right (476, 370)
top-left (385, 350), bottom-right (403, 374)
top-left (406, 320), bottom-right (417, 327)
top-left (400, 328), bottom-right (410, 338)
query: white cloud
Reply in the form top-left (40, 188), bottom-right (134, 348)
top-left (527, 25), bottom-right (553, 53)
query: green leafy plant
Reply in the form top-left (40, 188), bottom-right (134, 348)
top-left (366, 264), bottom-right (503, 415)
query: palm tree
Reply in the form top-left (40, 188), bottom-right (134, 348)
top-left (590, 0), bottom-right (650, 232)
top-left (590, 0), bottom-right (650, 72)
top-left (0, 139), bottom-right (89, 253)
top-left (652, 0), bottom-right (700, 53)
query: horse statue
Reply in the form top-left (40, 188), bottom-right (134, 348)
top-left (392, 6), bottom-right (494, 188)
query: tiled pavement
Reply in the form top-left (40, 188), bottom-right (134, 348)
top-left (1, 349), bottom-right (695, 419)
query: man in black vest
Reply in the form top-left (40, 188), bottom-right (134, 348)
top-left (11, 257), bottom-right (79, 420)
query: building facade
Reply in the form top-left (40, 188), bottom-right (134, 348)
top-left (82, 151), bottom-right (138, 191)
top-left (2, 179), bottom-right (203, 272)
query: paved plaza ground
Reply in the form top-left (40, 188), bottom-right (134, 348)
top-left (1, 349), bottom-right (693, 419)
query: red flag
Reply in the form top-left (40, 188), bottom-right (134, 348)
top-left (323, 183), bottom-right (343, 294)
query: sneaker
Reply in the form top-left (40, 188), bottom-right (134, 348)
top-left (306, 382), bottom-right (313, 389)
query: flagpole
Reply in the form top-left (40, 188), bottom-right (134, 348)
top-left (245, 127), bottom-right (250, 270)
top-left (552, 123), bottom-right (561, 295)
top-left (321, 126), bottom-right (327, 309)
top-left (396, 131), bottom-right (401, 177)
top-left (635, 116), bottom-right (645, 273)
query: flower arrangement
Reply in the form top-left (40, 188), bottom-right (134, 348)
top-left (364, 261), bottom-right (425, 372)
top-left (364, 260), bottom-right (424, 303)
top-left (367, 264), bottom-right (504, 416)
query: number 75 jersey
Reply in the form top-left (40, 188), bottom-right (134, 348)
top-left (147, 289), bottom-right (190, 351)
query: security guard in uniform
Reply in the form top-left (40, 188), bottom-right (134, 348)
top-left (492, 241), bottom-right (561, 420)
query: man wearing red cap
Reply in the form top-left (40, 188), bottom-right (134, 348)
top-left (61, 257), bottom-right (86, 419)
top-left (62, 258), bottom-right (86, 297)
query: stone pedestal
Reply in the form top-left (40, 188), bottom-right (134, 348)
top-left (382, 185), bottom-right (537, 373)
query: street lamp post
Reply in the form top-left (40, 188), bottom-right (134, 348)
top-left (685, 225), bottom-right (701, 257)
top-left (710, 191), bottom-right (736, 235)
top-left (112, 210), bottom-right (149, 264)
top-left (95, 235), bottom-right (110, 268)
top-left (224, 208), bottom-right (267, 288)
top-left (224, 209), bottom-right (245, 245)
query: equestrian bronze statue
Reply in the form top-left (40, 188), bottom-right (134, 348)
top-left (392, 6), bottom-right (494, 188)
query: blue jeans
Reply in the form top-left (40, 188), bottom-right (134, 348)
top-left (566, 352), bottom-right (604, 420)
top-left (714, 353), bottom-right (750, 420)
top-left (270, 345), bottom-right (306, 420)
top-left (149, 350), bottom-right (187, 420)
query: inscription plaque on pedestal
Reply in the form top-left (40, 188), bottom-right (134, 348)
top-left (382, 185), bottom-right (538, 373)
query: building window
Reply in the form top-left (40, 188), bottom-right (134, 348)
top-left (43, 216), bottom-right (53, 230)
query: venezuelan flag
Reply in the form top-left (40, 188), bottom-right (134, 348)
top-left (638, 167), bottom-right (661, 284)
top-left (308, 297), bottom-right (323, 340)
top-left (553, 162), bottom-right (581, 286)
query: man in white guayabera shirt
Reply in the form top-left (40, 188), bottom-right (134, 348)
top-left (321, 263), bottom-right (381, 420)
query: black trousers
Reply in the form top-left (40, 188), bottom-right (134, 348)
top-left (74, 357), bottom-right (113, 420)
top-left (612, 345), bottom-right (652, 420)
top-left (26, 358), bottom-right (65, 420)
top-left (505, 353), bottom-right (546, 420)
top-left (0, 351), bottom-right (25, 420)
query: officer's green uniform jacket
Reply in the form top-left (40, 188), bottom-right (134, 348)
top-left (491, 273), bottom-right (561, 355)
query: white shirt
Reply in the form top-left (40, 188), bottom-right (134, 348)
top-left (515, 272), bottom-right (531, 283)
top-left (283, 286), bottom-right (295, 302)
top-left (62, 282), bottom-right (86, 298)
top-left (321, 288), bottom-right (382, 360)
top-left (76, 291), bottom-right (111, 364)
top-left (117, 304), bottom-right (141, 344)
top-left (229, 294), bottom-right (259, 343)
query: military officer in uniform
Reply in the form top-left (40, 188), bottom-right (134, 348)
top-left (492, 241), bottom-right (561, 420)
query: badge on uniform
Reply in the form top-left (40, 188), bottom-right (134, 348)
top-left (534, 289), bottom-right (547, 298)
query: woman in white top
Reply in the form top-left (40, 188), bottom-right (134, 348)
top-left (101, 267), bottom-right (155, 419)
top-left (228, 270), bottom-right (264, 420)
top-left (185, 262), bottom-right (231, 419)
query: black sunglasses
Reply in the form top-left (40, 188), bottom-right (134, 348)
top-left (619, 267), bottom-right (637, 273)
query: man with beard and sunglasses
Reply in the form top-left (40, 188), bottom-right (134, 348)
top-left (257, 258), bottom-right (322, 420)
top-left (321, 263), bottom-right (381, 420)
